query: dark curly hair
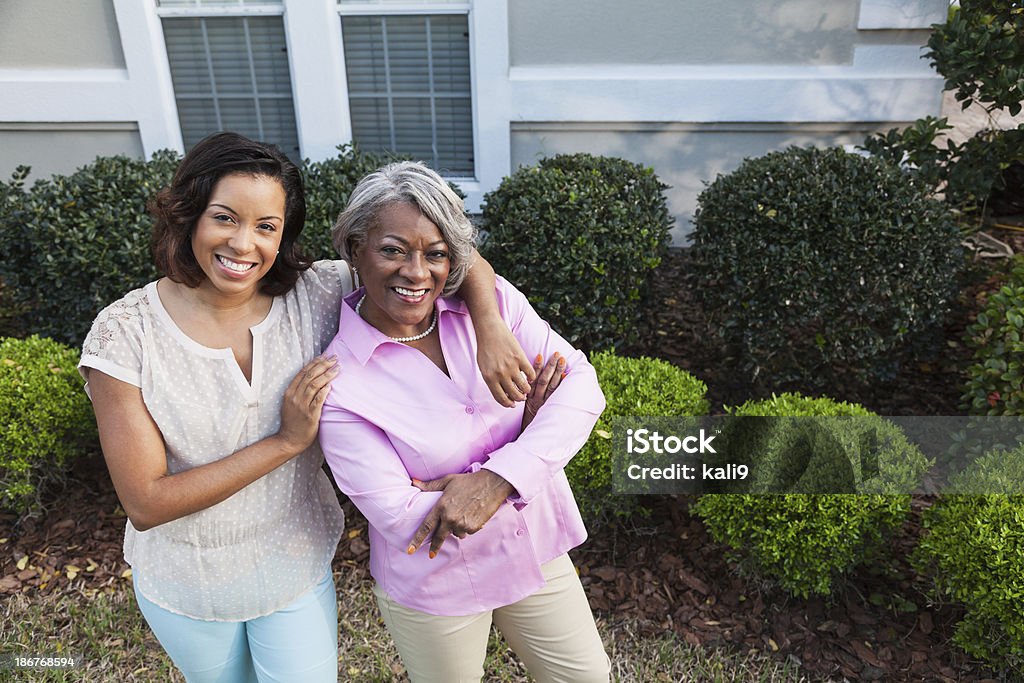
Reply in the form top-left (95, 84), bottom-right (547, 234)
top-left (150, 131), bottom-right (310, 295)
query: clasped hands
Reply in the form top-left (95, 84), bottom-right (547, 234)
top-left (406, 351), bottom-right (567, 558)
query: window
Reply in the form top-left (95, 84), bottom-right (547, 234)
top-left (157, 1), bottom-right (300, 159)
top-left (340, 6), bottom-right (474, 176)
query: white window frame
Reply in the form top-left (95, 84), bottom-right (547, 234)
top-left (156, 1), bottom-right (302, 154)
top-left (103, 0), bottom-right (509, 212)
top-left (334, 2), bottom-right (508, 210)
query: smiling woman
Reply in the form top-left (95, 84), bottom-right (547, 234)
top-left (163, 173), bottom-right (290, 376)
top-left (351, 202), bottom-right (452, 341)
top-left (193, 174), bottom-right (285, 285)
top-left (321, 161), bottom-right (611, 683)
top-left (75, 133), bottom-right (536, 682)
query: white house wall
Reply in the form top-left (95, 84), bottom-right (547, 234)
top-left (0, 124), bottom-right (143, 184)
top-left (0, 0), bottom-right (125, 69)
top-left (508, 0), bottom-right (860, 67)
top-left (505, 0), bottom-right (947, 240)
top-left (0, 0), bottom-right (144, 183)
top-left (0, 0), bottom-right (950, 241)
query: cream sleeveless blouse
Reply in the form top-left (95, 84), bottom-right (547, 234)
top-left (78, 261), bottom-right (353, 621)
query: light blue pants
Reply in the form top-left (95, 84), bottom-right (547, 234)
top-left (134, 572), bottom-right (339, 683)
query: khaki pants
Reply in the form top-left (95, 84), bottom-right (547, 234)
top-left (374, 554), bottom-right (610, 683)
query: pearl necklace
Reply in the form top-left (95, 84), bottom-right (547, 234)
top-left (355, 294), bottom-right (437, 343)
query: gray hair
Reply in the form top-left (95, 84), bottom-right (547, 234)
top-left (332, 161), bottom-right (477, 296)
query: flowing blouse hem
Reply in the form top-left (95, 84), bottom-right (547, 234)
top-left (131, 562), bottom-right (337, 622)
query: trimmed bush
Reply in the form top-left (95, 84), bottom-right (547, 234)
top-left (0, 153), bottom-right (180, 346)
top-left (915, 446), bottom-right (1024, 671)
top-left (692, 393), bottom-right (920, 598)
top-left (0, 336), bottom-right (97, 514)
top-left (568, 351), bottom-right (708, 526)
top-left (481, 154), bottom-right (672, 351)
top-left (300, 144), bottom-right (397, 261)
top-left (689, 146), bottom-right (962, 389)
top-left (962, 256), bottom-right (1024, 415)
top-left (0, 167), bottom-right (30, 338)
top-left (708, 397), bottom-right (930, 496)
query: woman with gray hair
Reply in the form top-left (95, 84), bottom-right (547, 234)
top-left (320, 161), bottom-right (610, 682)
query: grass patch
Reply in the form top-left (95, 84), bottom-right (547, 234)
top-left (2, 569), bottom-right (805, 682)
top-left (1, 585), bottom-right (180, 682)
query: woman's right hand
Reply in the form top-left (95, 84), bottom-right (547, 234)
top-left (276, 355), bottom-right (339, 453)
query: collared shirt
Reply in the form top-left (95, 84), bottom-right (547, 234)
top-left (319, 276), bottom-right (605, 617)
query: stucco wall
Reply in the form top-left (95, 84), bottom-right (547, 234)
top-left (0, 125), bottom-right (143, 183)
top-left (0, 0), bottom-right (125, 69)
top-left (0, 1), bottom-right (139, 182)
top-left (508, 0), bottom-right (860, 66)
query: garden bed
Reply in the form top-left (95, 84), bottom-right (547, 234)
top-left (0, 456), bottom-right (1002, 682)
top-left (3, 241), bottom-right (1018, 681)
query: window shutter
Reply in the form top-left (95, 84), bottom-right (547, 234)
top-left (162, 15), bottom-right (299, 159)
top-left (342, 14), bottom-right (474, 176)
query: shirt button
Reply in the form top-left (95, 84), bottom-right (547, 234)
top-left (465, 405), bottom-right (474, 414)
top-left (515, 529), bottom-right (525, 537)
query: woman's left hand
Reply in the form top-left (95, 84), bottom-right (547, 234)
top-left (522, 351), bottom-right (566, 430)
top-left (476, 317), bottom-right (535, 408)
top-left (407, 470), bottom-right (515, 558)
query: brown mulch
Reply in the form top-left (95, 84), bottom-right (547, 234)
top-left (572, 494), bottom-right (996, 682)
top-left (4, 238), bottom-right (1023, 681)
top-left (0, 457), bottom-right (1003, 682)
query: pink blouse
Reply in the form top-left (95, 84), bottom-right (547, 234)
top-left (319, 276), bottom-right (605, 616)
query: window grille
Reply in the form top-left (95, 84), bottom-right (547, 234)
top-left (160, 11), bottom-right (300, 159)
top-left (341, 13), bottom-right (474, 176)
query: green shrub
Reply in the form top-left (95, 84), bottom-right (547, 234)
top-left (946, 444), bottom-right (1024, 495)
top-left (709, 396), bottom-right (930, 496)
top-left (692, 393), bottom-right (919, 598)
top-left (861, 1), bottom-right (1024, 218)
top-left (928, 0), bottom-right (1024, 115)
top-left (0, 153), bottom-right (180, 346)
top-left (0, 336), bottom-right (97, 514)
top-left (0, 167), bottom-right (30, 338)
top-left (481, 154), bottom-right (672, 351)
top-left (300, 144), bottom-right (397, 261)
top-left (915, 445), bottom-right (1024, 671)
top-left (963, 256), bottom-right (1024, 415)
top-left (569, 351), bottom-right (708, 526)
top-left (689, 146), bottom-right (962, 389)
top-left (862, 118), bottom-right (1024, 217)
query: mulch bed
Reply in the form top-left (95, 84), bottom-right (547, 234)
top-left (4, 236), bottom-right (1022, 681)
top-left (0, 459), bottom-right (1001, 682)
